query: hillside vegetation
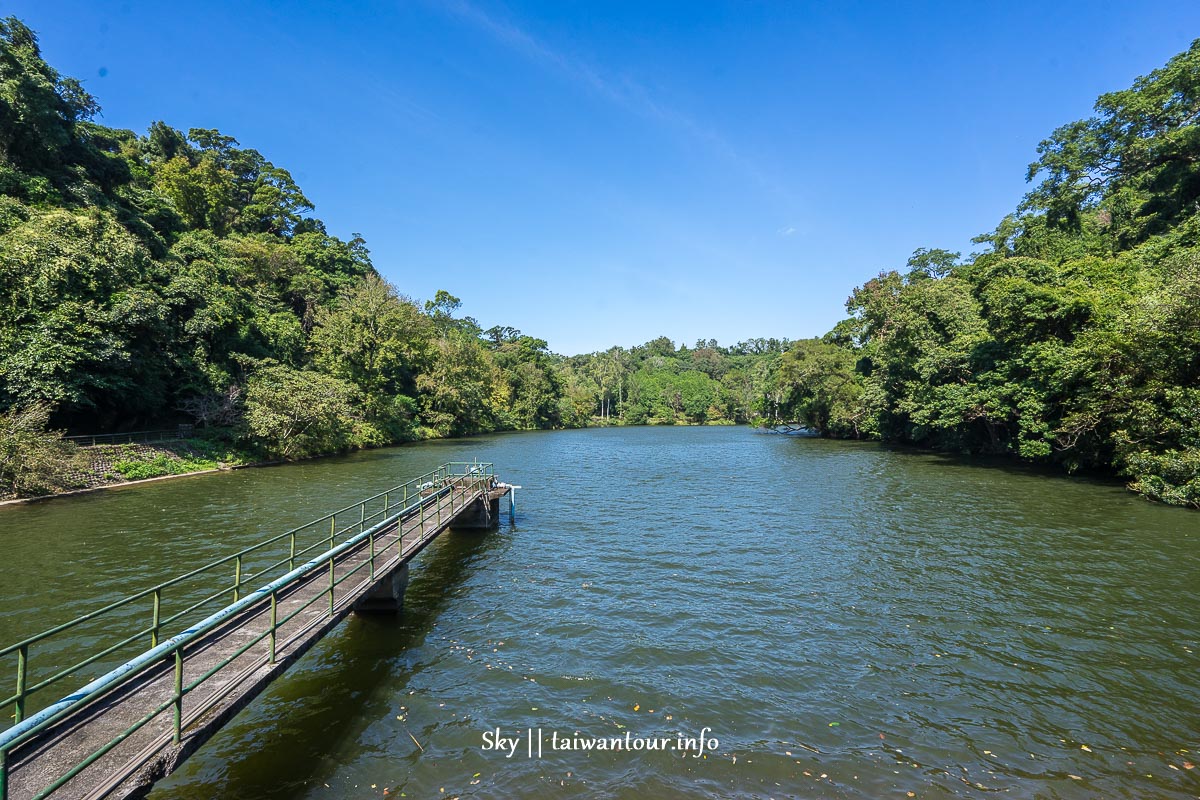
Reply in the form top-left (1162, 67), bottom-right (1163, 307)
top-left (769, 40), bottom-right (1200, 507)
top-left (0, 18), bottom-right (784, 496)
top-left (2, 18), bottom-right (1196, 507)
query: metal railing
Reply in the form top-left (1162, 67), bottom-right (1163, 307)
top-left (0, 461), bottom-right (495, 800)
top-left (63, 428), bottom-right (194, 447)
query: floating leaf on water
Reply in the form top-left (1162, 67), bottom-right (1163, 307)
top-left (828, 722), bottom-right (840, 727)
top-left (1081, 745), bottom-right (1092, 752)
top-left (1068, 775), bottom-right (1082, 780)
top-left (634, 704), bottom-right (640, 711)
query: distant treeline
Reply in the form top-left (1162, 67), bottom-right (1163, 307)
top-left (766, 40), bottom-right (1200, 508)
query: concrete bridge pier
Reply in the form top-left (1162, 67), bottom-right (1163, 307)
top-left (354, 563), bottom-right (410, 614)
top-left (450, 494), bottom-right (501, 530)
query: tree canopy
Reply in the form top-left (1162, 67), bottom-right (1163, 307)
top-left (2, 18), bottom-right (1197, 507)
top-left (769, 39), bottom-right (1200, 507)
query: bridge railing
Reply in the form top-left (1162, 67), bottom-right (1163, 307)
top-left (0, 462), bottom-right (493, 734)
top-left (0, 461), bottom-right (496, 799)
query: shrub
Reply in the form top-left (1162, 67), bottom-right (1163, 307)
top-left (1125, 448), bottom-right (1200, 508)
top-left (0, 404), bottom-right (86, 497)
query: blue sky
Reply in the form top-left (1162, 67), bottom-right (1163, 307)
top-left (10, 1), bottom-right (1200, 354)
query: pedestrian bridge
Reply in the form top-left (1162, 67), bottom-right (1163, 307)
top-left (0, 462), bottom-right (512, 800)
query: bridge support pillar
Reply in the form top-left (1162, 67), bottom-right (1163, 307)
top-left (450, 496), bottom-right (500, 529)
top-left (354, 563), bottom-right (409, 614)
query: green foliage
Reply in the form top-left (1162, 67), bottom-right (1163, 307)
top-left (6, 16), bottom-right (1195, 511)
top-left (1124, 448), bottom-right (1200, 508)
top-left (776, 339), bottom-right (866, 437)
top-left (105, 435), bottom-right (251, 481)
top-left (0, 402), bottom-right (84, 496)
top-left (416, 329), bottom-right (501, 437)
top-left (560, 338), bottom-right (784, 426)
top-left (766, 41), bottom-right (1200, 507)
top-left (111, 451), bottom-right (219, 480)
top-left (0, 17), bottom-right (786, 474)
top-left (310, 274), bottom-right (428, 436)
top-left (243, 365), bottom-right (359, 459)
top-left (1025, 39), bottom-right (1200, 244)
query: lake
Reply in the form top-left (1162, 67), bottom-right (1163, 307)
top-left (1, 426), bottom-right (1197, 798)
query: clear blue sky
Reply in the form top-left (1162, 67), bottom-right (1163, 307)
top-left (10, 1), bottom-right (1200, 354)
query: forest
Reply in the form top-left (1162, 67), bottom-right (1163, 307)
top-left (1, 16), bottom-right (1197, 507)
top-left (0, 17), bottom-right (787, 496)
top-left (770, 40), bottom-right (1200, 508)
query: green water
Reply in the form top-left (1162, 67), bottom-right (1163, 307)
top-left (1, 427), bottom-right (1197, 798)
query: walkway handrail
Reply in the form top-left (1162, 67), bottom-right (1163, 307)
top-left (0, 461), bottom-right (496, 800)
top-left (0, 495), bottom-right (420, 755)
top-left (0, 462), bottom-right (493, 729)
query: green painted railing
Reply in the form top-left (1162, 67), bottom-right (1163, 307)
top-left (63, 427), bottom-right (193, 447)
top-left (0, 461), bottom-right (496, 800)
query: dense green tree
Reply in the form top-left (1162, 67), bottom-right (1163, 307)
top-left (310, 275), bottom-right (429, 435)
top-left (243, 365), bottom-right (358, 459)
top-left (776, 339), bottom-right (867, 437)
top-left (417, 328), bottom-right (501, 436)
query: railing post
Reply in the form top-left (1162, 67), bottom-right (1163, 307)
top-left (403, 485), bottom-right (408, 507)
top-left (151, 589), bottom-right (161, 647)
top-left (1, 745), bottom-right (8, 800)
top-left (398, 512), bottom-right (405, 558)
top-left (233, 555), bottom-right (242, 602)
top-left (289, 531), bottom-right (296, 571)
top-left (329, 516), bottom-right (336, 550)
top-left (328, 556), bottom-right (336, 616)
top-left (173, 650), bottom-right (183, 743)
top-left (384, 491), bottom-right (389, 516)
top-left (360, 502), bottom-right (366, 534)
top-left (14, 645), bottom-right (27, 724)
top-left (269, 592), bottom-right (277, 664)
top-left (369, 528), bottom-right (376, 580)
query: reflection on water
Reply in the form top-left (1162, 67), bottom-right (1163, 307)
top-left (1, 427), bottom-right (1197, 798)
